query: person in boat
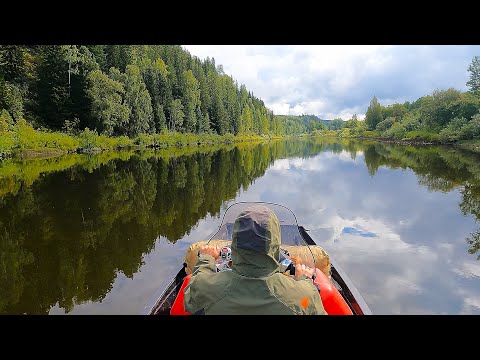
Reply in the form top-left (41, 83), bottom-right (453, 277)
top-left (183, 204), bottom-right (327, 315)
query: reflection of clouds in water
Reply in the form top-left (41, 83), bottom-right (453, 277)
top-left (265, 152), bottom-right (475, 251)
top-left (453, 261), bottom-right (480, 279)
top-left (270, 157), bottom-right (326, 172)
top-left (245, 150), bottom-right (480, 314)
top-left (305, 213), bottom-right (414, 253)
top-left (328, 243), bottom-right (442, 314)
top-left (307, 214), bottom-right (440, 314)
top-left (342, 227), bottom-right (377, 237)
top-left (456, 282), bottom-right (480, 314)
top-left (382, 276), bottom-right (422, 301)
top-left (270, 151), bottom-right (362, 172)
top-left (322, 151), bottom-right (363, 163)
top-left (461, 296), bottom-right (480, 314)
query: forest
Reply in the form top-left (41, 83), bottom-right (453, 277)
top-left (0, 45), bottom-right (310, 159)
top-left (312, 56), bottom-right (480, 150)
top-left (2, 46), bottom-right (480, 158)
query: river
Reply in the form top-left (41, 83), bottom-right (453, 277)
top-left (1, 138), bottom-right (479, 314)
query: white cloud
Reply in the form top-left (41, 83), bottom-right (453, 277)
top-left (183, 45), bottom-right (480, 120)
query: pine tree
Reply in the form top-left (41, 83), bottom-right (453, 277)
top-left (365, 96), bottom-right (383, 130)
top-left (467, 56), bottom-right (480, 95)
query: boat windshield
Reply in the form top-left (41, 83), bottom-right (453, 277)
top-left (206, 202), bottom-right (317, 271)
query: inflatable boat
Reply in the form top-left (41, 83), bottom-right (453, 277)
top-left (142, 202), bottom-right (372, 315)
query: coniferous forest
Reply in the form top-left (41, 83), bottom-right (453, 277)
top-left (0, 45), bottom-right (313, 158)
top-left (0, 45), bottom-right (277, 135)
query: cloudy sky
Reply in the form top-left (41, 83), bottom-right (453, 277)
top-left (183, 45), bottom-right (480, 120)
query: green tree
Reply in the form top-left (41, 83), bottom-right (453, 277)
top-left (0, 81), bottom-right (24, 120)
top-left (344, 114), bottom-right (362, 129)
top-left (86, 70), bottom-right (130, 136)
top-left (124, 65), bottom-right (154, 136)
top-left (243, 104), bottom-right (253, 133)
top-left (365, 96), bottom-right (383, 130)
top-left (155, 104), bottom-right (167, 132)
top-left (105, 45), bottom-right (132, 72)
top-left (36, 46), bottom-right (72, 129)
top-left (196, 107), bottom-right (210, 133)
top-left (0, 109), bottom-right (13, 132)
top-left (376, 117), bottom-right (395, 132)
top-left (307, 120), bottom-right (326, 132)
top-left (467, 56), bottom-right (480, 95)
top-left (0, 45), bottom-right (30, 83)
top-left (139, 57), bottom-right (170, 133)
top-left (170, 99), bottom-right (184, 131)
top-left (182, 70), bottom-right (200, 133)
top-left (328, 118), bottom-right (345, 130)
top-left (382, 103), bottom-right (408, 122)
top-left (418, 88), bottom-right (472, 128)
top-left (261, 112), bottom-right (269, 134)
top-left (88, 45), bottom-right (108, 72)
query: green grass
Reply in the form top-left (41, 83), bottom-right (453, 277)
top-left (403, 131), bottom-right (441, 142)
top-left (456, 139), bottom-right (480, 153)
top-left (0, 120), bottom-right (279, 160)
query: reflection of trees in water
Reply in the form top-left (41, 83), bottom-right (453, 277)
top-left (460, 183), bottom-right (480, 220)
top-left (360, 142), bottom-right (480, 260)
top-left (0, 221), bottom-right (34, 314)
top-left (467, 229), bottom-right (480, 260)
top-left (2, 138), bottom-right (480, 313)
top-left (417, 174), bottom-right (457, 193)
top-left (0, 139), bottom-right (330, 314)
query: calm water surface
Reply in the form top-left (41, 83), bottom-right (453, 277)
top-left (1, 138), bottom-right (479, 314)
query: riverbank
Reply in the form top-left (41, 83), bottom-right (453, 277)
top-left (0, 120), bottom-right (284, 160)
top-left (310, 132), bottom-right (480, 153)
top-left (360, 137), bottom-right (480, 153)
top-left (456, 140), bottom-right (480, 153)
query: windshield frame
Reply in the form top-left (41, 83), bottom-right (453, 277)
top-left (206, 201), bottom-right (317, 269)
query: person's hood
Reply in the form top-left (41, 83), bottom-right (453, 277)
top-left (231, 205), bottom-right (280, 277)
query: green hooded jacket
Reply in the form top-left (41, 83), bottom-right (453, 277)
top-left (183, 205), bottom-right (327, 315)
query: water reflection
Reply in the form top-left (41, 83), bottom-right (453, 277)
top-left (247, 140), bottom-right (480, 314)
top-left (0, 138), bottom-right (479, 314)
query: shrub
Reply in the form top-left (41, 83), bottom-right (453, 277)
top-left (0, 109), bottom-right (14, 132)
top-left (383, 123), bottom-right (405, 139)
top-left (79, 128), bottom-right (100, 151)
top-left (0, 132), bottom-right (15, 158)
top-left (338, 128), bottom-right (352, 137)
top-left (401, 113), bottom-right (422, 132)
top-left (362, 130), bottom-right (381, 137)
top-left (458, 113), bottom-right (480, 140)
top-left (439, 117), bottom-right (469, 143)
top-left (404, 130), bottom-right (440, 142)
top-left (376, 117), bottom-right (395, 132)
top-left (134, 133), bottom-right (154, 147)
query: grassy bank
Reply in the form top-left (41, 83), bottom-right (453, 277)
top-left (0, 119), bottom-right (282, 160)
top-left (456, 139), bottom-right (480, 153)
top-left (1, 141), bottom-right (270, 198)
top-left (310, 129), bottom-right (480, 154)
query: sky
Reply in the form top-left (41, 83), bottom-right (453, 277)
top-left (182, 45), bottom-right (480, 120)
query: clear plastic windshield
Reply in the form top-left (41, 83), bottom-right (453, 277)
top-left (206, 202), bottom-right (316, 271)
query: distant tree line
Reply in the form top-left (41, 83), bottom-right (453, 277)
top-left (272, 114), bottom-right (330, 133)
